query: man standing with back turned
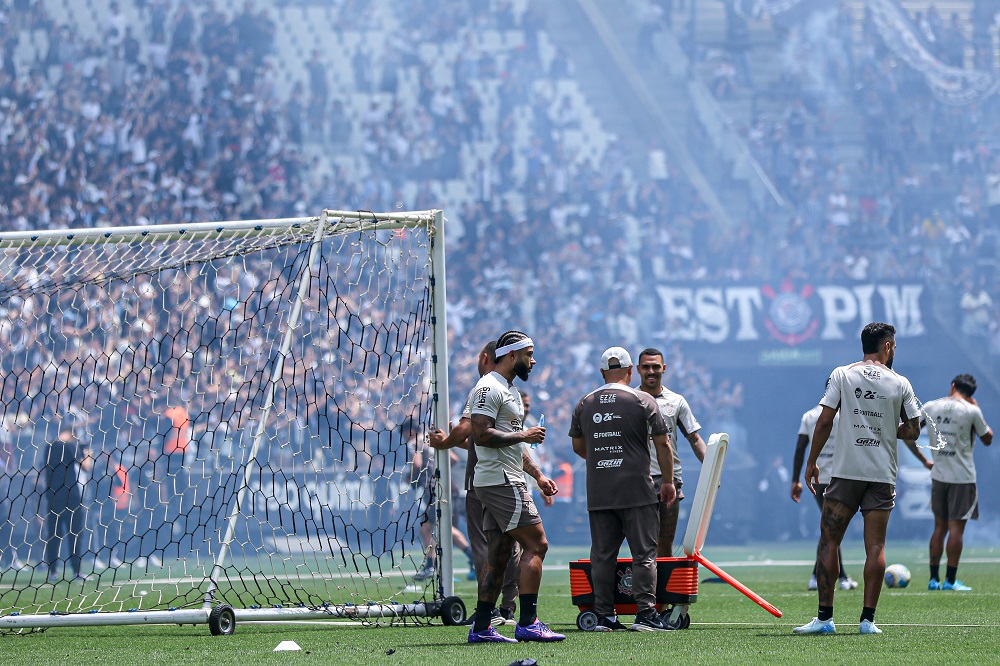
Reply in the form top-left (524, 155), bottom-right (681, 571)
top-left (794, 322), bottom-right (921, 636)
top-left (905, 373), bottom-right (992, 592)
top-left (571, 347), bottom-right (676, 632)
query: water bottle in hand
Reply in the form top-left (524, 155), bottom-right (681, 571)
top-left (531, 414), bottom-right (544, 449)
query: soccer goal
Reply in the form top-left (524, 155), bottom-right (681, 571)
top-left (0, 209), bottom-right (465, 634)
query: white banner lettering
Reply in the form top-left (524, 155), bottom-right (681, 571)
top-left (655, 282), bottom-right (925, 345)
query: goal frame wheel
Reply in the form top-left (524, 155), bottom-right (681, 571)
top-left (440, 596), bottom-right (467, 626)
top-left (208, 604), bottom-right (236, 636)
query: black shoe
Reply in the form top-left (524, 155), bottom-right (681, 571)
top-left (594, 615), bottom-right (629, 632)
top-left (498, 607), bottom-right (515, 625)
top-left (631, 610), bottom-right (670, 632)
top-left (463, 606), bottom-right (503, 627)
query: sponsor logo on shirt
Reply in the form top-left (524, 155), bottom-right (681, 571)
top-left (853, 423), bottom-right (882, 435)
top-left (474, 386), bottom-right (491, 408)
top-left (594, 445), bottom-right (623, 453)
top-left (855, 387), bottom-right (886, 400)
top-left (594, 431), bottom-right (622, 439)
top-left (853, 408), bottom-right (884, 418)
top-left (600, 394), bottom-right (617, 404)
top-left (597, 458), bottom-right (624, 468)
top-left (855, 438), bottom-right (881, 447)
top-left (592, 412), bottom-right (621, 423)
top-left (862, 367), bottom-right (882, 381)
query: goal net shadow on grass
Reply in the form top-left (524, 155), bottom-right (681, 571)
top-left (0, 210), bottom-right (454, 632)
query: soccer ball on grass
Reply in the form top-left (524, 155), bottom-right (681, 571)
top-left (884, 563), bottom-right (910, 588)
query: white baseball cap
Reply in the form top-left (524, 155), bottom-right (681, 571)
top-left (600, 347), bottom-right (633, 370)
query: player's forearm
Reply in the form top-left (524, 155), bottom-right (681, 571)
top-left (792, 435), bottom-right (809, 481)
top-left (806, 425), bottom-right (830, 467)
top-left (431, 420), bottom-right (472, 449)
top-left (470, 415), bottom-right (527, 448)
top-left (904, 438), bottom-right (930, 466)
top-left (690, 434), bottom-right (707, 463)
top-left (521, 450), bottom-right (543, 481)
top-left (654, 434), bottom-right (674, 484)
top-left (896, 418), bottom-right (920, 442)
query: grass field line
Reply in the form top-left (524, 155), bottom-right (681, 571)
top-left (693, 621), bottom-right (1000, 628)
top-left (22, 555), bottom-right (1000, 588)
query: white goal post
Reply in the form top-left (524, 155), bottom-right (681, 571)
top-left (0, 209), bottom-right (463, 634)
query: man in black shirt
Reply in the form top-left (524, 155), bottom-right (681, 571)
top-left (41, 423), bottom-right (92, 581)
top-left (570, 347), bottom-right (675, 632)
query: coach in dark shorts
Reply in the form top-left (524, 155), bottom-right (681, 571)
top-left (570, 347), bottom-right (676, 632)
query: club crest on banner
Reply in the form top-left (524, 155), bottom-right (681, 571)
top-left (762, 282), bottom-right (819, 346)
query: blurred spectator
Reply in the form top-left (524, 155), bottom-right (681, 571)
top-left (41, 423), bottom-right (92, 581)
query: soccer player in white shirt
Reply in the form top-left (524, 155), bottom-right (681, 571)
top-left (905, 374), bottom-right (992, 592)
top-left (636, 348), bottom-right (705, 557)
top-left (794, 322), bottom-right (921, 636)
top-left (467, 330), bottom-right (563, 643)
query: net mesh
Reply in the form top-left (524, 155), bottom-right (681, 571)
top-left (0, 212), bottom-right (445, 626)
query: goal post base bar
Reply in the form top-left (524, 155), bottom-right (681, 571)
top-left (680, 433), bottom-right (783, 619)
top-left (0, 603), bottom-right (439, 630)
top-left (0, 608), bottom-right (211, 630)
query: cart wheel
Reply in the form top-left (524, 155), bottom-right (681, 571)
top-left (681, 613), bottom-right (691, 629)
top-left (208, 604), bottom-right (236, 636)
top-left (576, 610), bottom-right (599, 631)
top-left (440, 596), bottom-right (467, 626)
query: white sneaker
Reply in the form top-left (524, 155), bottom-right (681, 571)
top-left (807, 575), bottom-right (817, 591)
top-left (860, 619), bottom-right (882, 634)
top-left (793, 617), bottom-right (835, 635)
top-left (839, 576), bottom-right (858, 590)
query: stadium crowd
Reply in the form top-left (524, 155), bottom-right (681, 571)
top-left (0, 0), bottom-right (997, 565)
top-left (686, 2), bottom-right (1000, 334)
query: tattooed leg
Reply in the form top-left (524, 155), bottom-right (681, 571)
top-left (478, 529), bottom-right (515, 603)
top-left (817, 499), bottom-right (854, 606)
top-left (862, 509), bottom-right (890, 609)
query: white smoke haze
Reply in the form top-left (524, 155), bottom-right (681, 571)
top-left (779, 9), bottom-right (847, 105)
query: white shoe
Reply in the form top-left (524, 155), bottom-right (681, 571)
top-left (860, 619), bottom-right (882, 634)
top-left (807, 575), bottom-right (817, 591)
top-left (839, 576), bottom-right (858, 590)
top-left (148, 554), bottom-right (162, 567)
top-left (793, 617), bottom-right (835, 635)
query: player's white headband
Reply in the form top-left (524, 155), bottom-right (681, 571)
top-left (495, 337), bottom-right (534, 358)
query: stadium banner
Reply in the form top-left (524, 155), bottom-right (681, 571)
top-left (868, 0), bottom-right (998, 106)
top-left (655, 281), bottom-right (931, 365)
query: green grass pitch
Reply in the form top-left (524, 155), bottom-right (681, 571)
top-left (2, 543), bottom-right (998, 665)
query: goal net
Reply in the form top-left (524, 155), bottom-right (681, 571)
top-left (0, 210), bottom-right (458, 633)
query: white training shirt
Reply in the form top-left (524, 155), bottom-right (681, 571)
top-left (799, 404), bottom-right (840, 485)
top-left (923, 396), bottom-right (990, 484)
top-left (648, 389), bottom-right (701, 483)
top-left (470, 371), bottom-right (526, 487)
top-left (821, 360), bottom-right (920, 484)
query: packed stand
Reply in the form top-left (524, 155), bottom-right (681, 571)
top-left (0, 0), bottom-right (746, 551)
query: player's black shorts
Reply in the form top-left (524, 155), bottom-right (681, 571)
top-left (931, 480), bottom-right (978, 521)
